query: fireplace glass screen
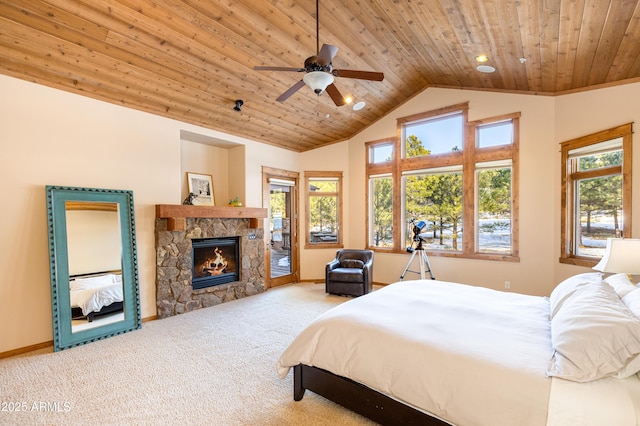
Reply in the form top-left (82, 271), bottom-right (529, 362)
top-left (192, 237), bottom-right (240, 290)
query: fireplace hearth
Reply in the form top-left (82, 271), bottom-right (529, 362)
top-left (192, 237), bottom-right (239, 290)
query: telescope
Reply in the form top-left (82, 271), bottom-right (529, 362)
top-left (401, 218), bottom-right (435, 280)
top-left (409, 219), bottom-right (428, 243)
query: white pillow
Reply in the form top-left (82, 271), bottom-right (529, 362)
top-left (615, 289), bottom-right (640, 378)
top-left (605, 273), bottom-right (636, 298)
top-left (70, 274), bottom-right (115, 291)
top-left (547, 282), bottom-right (640, 382)
top-left (623, 288), bottom-right (640, 319)
top-left (614, 288), bottom-right (640, 378)
top-left (548, 272), bottom-right (603, 318)
top-left (613, 354), bottom-right (640, 379)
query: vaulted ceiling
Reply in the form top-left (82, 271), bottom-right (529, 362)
top-left (2, 1), bottom-right (640, 152)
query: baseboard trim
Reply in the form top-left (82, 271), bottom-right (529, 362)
top-left (0, 340), bottom-right (53, 359)
top-left (1, 314), bottom-right (158, 359)
top-left (298, 279), bottom-right (388, 287)
top-left (142, 315), bottom-right (157, 323)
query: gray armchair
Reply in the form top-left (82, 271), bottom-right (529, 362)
top-left (325, 249), bottom-right (374, 297)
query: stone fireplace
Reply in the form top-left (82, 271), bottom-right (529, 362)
top-left (155, 205), bottom-right (267, 319)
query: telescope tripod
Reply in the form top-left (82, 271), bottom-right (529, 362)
top-left (400, 240), bottom-right (435, 281)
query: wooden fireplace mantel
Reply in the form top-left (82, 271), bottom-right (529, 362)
top-left (156, 204), bottom-right (268, 231)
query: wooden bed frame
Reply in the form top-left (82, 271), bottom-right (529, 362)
top-left (293, 364), bottom-right (449, 425)
top-left (86, 301), bottom-right (124, 322)
top-left (71, 301), bottom-right (124, 323)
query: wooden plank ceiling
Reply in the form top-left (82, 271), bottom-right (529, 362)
top-left (1, 0), bottom-right (640, 152)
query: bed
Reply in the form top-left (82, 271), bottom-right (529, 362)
top-left (70, 273), bottom-right (124, 322)
top-left (277, 274), bottom-right (640, 425)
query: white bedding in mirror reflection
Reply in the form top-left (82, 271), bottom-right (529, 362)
top-left (69, 272), bottom-right (125, 333)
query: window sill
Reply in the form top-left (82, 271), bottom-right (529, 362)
top-left (368, 246), bottom-right (520, 262)
top-left (305, 243), bottom-right (344, 250)
top-left (559, 256), bottom-right (598, 268)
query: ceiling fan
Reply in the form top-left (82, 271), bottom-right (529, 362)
top-left (254, 0), bottom-right (384, 106)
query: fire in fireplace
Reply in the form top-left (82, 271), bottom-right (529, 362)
top-left (192, 237), bottom-right (240, 290)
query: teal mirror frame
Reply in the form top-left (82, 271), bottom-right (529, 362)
top-left (46, 186), bottom-right (141, 351)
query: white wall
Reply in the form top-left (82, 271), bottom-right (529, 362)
top-left (0, 74), bottom-right (299, 353)
top-left (180, 140), bottom-right (230, 205)
top-left (66, 209), bottom-right (122, 275)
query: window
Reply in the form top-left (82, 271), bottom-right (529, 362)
top-left (370, 142), bottom-right (394, 164)
top-left (403, 167), bottom-right (463, 251)
top-left (477, 161), bottom-right (512, 254)
top-left (366, 103), bottom-right (520, 261)
top-left (404, 113), bottom-right (464, 156)
top-left (477, 121), bottom-right (513, 148)
top-left (367, 139), bottom-right (396, 249)
top-left (369, 174), bottom-right (394, 247)
top-left (560, 124), bottom-right (632, 266)
top-left (305, 171), bottom-right (343, 248)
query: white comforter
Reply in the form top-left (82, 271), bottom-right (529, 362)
top-left (70, 282), bottom-right (123, 316)
top-left (278, 280), bottom-right (640, 425)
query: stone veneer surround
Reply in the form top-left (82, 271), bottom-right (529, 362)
top-left (155, 217), bottom-right (265, 319)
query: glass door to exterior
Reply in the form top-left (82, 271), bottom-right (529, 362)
top-left (263, 168), bottom-right (299, 288)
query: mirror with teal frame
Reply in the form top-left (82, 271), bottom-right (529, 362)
top-left (46, 186), bottom-right (141, 351)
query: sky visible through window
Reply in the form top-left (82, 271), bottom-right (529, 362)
top-left (373, 118), bottom-right (512, 163)
top-left (405, 114), bottom-right (463, 154)
top-left (372, 144), bottom-right (393, 163)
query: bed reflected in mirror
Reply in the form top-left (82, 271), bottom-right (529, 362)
top-left (46, 186), bottom-right (141, 351)
top-left (65, 201), bottom-right (125, 334)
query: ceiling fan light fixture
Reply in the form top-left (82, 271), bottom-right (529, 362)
top-left (303, 71), bottom-right (334, 94)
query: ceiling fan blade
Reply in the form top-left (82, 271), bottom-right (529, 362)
top-left (317, 44), bottom-right (339, 66)
top-left (255, 66), bottom-right (305, 72)
top-left (325, 83), bottom-right (347, 107)
top-left (333, 69), bottom-right (384, 81)
top-left (276, 80), bottom-right (306, 102)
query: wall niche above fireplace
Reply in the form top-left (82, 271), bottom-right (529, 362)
top-left (155, 206), bottom-right (266, 319)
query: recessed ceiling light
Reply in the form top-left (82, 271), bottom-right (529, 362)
top-left (353, 101), bottom-right (366, 111)
top-left (344, 96), bottom-right (353, 104)
top-left (475, 55), bottom-right (489, 63)
top-left (477, 65), bottom-right (496, 73)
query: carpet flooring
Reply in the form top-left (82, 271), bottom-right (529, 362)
top-left (0, 283), bottom-right (376, 425)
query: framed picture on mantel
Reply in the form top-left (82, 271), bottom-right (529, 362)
top-left (187, 172), bottom-right (215, 206)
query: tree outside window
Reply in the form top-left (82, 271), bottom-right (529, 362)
top-left (477, 165), bottom-right (512, 254)
top-left (404, 171), bottom-right (463, 251)
top-left (367, 139), bottom-right (395, 249)
top-left (370, 175), bottom-right (393, 247)
top-left (305, 171), bottom-right (343, 248)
